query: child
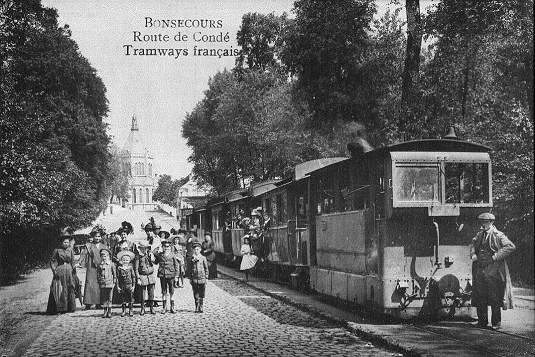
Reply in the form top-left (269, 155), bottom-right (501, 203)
top-left (97, 248), bottom-right (116, 318)
top-left (189, 241), bottom-right (208, 313)
top-left (134, 241), bottom-right (157, 315)
top-left (240, 237), bottom-right (258, 282)
top-left (171, 234), bottom-right (186, 288)
top-left (154, 240), bottom-right (180, 314)
top-left (116, 250), bottom-right (136, 317)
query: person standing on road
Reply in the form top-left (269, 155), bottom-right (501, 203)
top-left (80, 227), bottom-right (106, 310)
top-left (171, 232), bottom-right (186, 288)
top-left (116, 250), bottom-right (136, 317)
top-left (97, 248), bottom-right (116, 318)
top-left (185, 230), bottom-right (200, 278)
top-left (470, 212), bottom-right (516, 330)
top-left (201, 233), bottom-right (217, 279)
top-left (154, 240), bottom-right (180, 314)
top-left (46, 235), bottom-right (77, 314)
top-left (189, 241), bottom-right (208, 313)
top-left (240, 237), bottom-right (258, 282)
top-left (134, 241), bottom-right (157, 315)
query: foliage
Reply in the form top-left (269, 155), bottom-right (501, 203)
top-left (152, 174), bottom-right (188, 206)
top-left (281, 0), bottom-right (376, 130)
top-left (105, 145), bottom-right (130, 201)
top-left (0, 0), bottom-right (111, 281)
top-left (236, 12), bottom-right (290, 71)
top-left (416, 0), bottom-right (534, 283)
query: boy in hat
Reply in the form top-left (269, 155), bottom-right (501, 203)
top-left (189, 241), bottom-right (209, 313)
top-left (470, 212), bottom-right (516, 329)
top-left (154, 240), bottom-right (181, 313)
top-left (135, 241), bottom-right (157, 315)
top-left (117, 250), bottom-right (136, 317)
top-left (97, 248), bottom-right (116, 318)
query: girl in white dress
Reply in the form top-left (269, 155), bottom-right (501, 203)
top-left (240, 237), bottom-right (258, 281)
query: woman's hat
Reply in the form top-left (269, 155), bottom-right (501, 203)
top-left (158, 230), bottom-right (170, 239)
top-left (60, 227), bottom-right (73, 236)
top-left (99, 248), bottom-right (112, 256)
top-left (91, 225), bottom-right (105, 237)
top-left (144, 222), bottom-right (153, 232)
top-left (117, 250), bottom-right (135, 261)
top-left (251, 208), bottom-right (262, 217)
top-left (121, 221), bottom-right (133, 234)
top-left (478, 212), bottom-right (496, 221)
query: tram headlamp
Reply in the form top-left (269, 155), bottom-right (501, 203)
top-left (395, 280), bottom-right (410, 295)
top-left (444, 256), bottom-right (454, 267)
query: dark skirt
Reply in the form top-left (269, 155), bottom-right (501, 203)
top-left (207, 260), bottom-right (218, 279)
top-left (46, 264), bottom-right (76, 314)
top-left (83, 265), bottom-right (100, 305)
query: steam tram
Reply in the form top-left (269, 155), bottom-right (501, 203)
top-left (186, 134), bottom-right (492, 318)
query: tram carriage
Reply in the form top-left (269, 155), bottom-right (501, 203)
top-left (186, 133), bottom-right (492, 318)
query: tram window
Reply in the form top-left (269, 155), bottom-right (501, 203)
top-left (394, 165), bottom-right (440, 203)
top-left (445, 163), bottom-right (489, 203)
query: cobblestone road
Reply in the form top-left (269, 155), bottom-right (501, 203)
top-left (22, 277), bottom-right (402, 357)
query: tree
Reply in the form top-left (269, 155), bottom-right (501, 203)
top-left (400, 0), bottom-right (422, 135)
top-left (152, 174), bottom-right (188, 206)
top-left (281, 0), bottom-right (376, 130)
top-left (0, 0), bottom-right (111, 281)
top-left (236, 12), bottom-right (290, 71)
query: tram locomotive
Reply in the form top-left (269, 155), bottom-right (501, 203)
top-left (186, 133), bottom-right (492, 318)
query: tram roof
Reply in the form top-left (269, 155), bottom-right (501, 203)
top-left (374, 138), bottom-right (491, 154)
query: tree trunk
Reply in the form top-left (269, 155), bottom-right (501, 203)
top-left (400, 0), bottom-right (422, 132)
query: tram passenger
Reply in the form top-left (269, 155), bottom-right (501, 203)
top-left (189, 241), bottom-right (209, 313)
top-left (470, 212), bottom-right (515, 330)
top-left (134, 241), bottom-right (156, 315)
top-left (46, 234), bottom-right (77, 314)
top-left (240, 237), bottom-right (258, 282)
top-left (97, 248), bottom-right (116, 318)
top-left (116, 250), bottom-right (136, 317)
top-left (80, 227), bottom-right (106, 310)
top-left (201, 233), bottom-right (217, 279)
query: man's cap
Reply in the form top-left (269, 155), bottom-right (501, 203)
top-left (477, 212), bottom-right (496, 221)
top-left (99, 248), bottom-right (112, 256)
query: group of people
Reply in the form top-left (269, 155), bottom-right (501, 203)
top-left (46, 211), bottom-right (516, 330)
top-left (46, 218), bottom-right (218, 317)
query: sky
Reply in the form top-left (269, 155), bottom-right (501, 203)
top-left (42, 0), bottom-right (437, 179)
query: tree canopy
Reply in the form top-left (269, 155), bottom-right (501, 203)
top-left (1, 0), bottom-right (114, 280)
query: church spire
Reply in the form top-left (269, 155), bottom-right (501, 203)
top-left (131, 114), bottom-right (139, 131)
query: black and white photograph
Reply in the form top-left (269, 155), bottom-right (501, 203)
top-left (0, 0), bottom-right (533, 356)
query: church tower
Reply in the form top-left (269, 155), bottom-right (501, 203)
top-left (121, 115), bottom-right (157, 211)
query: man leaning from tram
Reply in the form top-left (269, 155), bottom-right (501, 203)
top-left (470, 212), bottom-right (515, 330)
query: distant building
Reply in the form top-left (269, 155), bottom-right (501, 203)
top-left (177, 173), bottom-right (211, 227)
top-left (121, 115), bottom-right (157, 211)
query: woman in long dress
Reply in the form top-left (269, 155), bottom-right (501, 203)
top-left (80, 228), bottom-right (106, 309)
top-left (46, 236), bottom-right (77, 314)
top-left (240, 237), bottom-right (258, 282)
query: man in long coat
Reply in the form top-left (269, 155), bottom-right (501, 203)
top-left (470, 212), bottom-right (515, 329)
